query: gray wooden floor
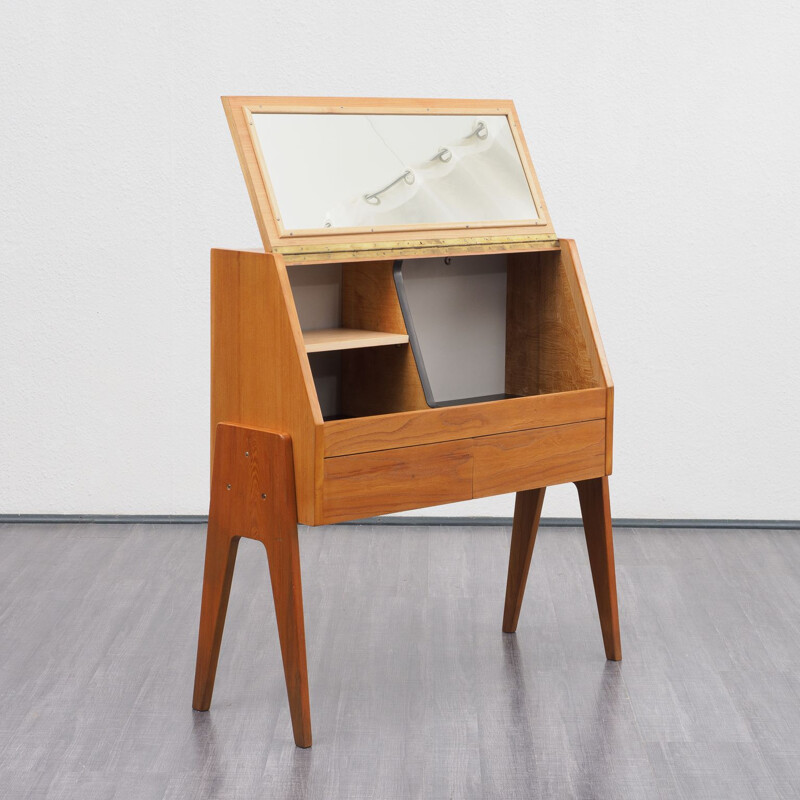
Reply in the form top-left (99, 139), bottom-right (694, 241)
top-left (1, 523), bottom-right (799, 799)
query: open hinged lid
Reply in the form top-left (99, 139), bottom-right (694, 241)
top-left (222, 96), bottom-right (557, 262)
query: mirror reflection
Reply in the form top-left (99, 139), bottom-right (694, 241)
top-left (251, 113), bottom-right (539, 231)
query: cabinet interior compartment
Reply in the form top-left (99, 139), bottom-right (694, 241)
top-left (504, 249), bottom-right (601, 397)
top-left (288, 248), bottom-right (600, 421)
top-left (394, 250), bottom-right (600, 408)
top-left (287, 261), bottom-right (428, 421)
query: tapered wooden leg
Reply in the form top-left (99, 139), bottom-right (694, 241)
top-left (502, 487), bottom-right (546, 633)
top-left (575, 476), bottom-right (622, 660)
top-left (192, 423), bottom-right (312, 747)
top-left (264, 519), bottom-right (312, 748)
top-left (192, 525), bottom-right (240, 710)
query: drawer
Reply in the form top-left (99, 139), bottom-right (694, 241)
top-left (321, 439), bottom-right (473, 524)
top-left (322, 388), bottom-right (606, 457)
top-left (472, 419), bottom-right (606, 498)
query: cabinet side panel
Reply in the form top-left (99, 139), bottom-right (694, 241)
top-left (210, 255), bottom-right (242, 461)
top-left (211, 249), bottom-right (320, 523)
top-left (605, 385), bottom-right (614, 474)
top-left (557, 241), bottom-right (612, 389)
top-left (534, 249), bottom-right (599, 394)
top-left (507, 248), bottom-right (603, 397)
top-left (558, 240), bottom-right (614, 473)
top-left (340, 261), bottom-right (428, 417)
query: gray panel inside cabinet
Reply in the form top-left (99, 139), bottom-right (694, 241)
top-left (307, 351), bottom-right (341, 419)
top-left (286, 262), bottom-right (342, 329)
top-left (394, 255), bottom-right (508, 406)
top-left (288, 263), bottom-right (343, 419)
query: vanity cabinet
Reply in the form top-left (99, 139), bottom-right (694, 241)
top-left (193, 97), bottom-right (621, 748)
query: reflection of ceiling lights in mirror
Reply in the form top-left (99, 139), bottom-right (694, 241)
top-left (467, 120), bottom-right (488, 140)
top-left (250, 111), bottom-right (538, 230)
top-left (363, 169), bottom-right (416, 206)
top-left (361, 122), bottom-right (489, 207)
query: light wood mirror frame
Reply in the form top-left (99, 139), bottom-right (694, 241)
top-left (222, 96), bottom-right (557, 258)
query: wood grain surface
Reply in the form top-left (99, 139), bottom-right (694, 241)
top-left (303, 328), bottom-right (409, 353)
top-left (322, 439), bottom-right (474, 523)
top-left (340, 260), bottom-right (429, 417)
top-left (194, 423), bottom-right (312, 747)
top-left (323, 388), bottom-right (606, 457)
top-left (472, 420), bottom-right (606, 498)
top-left (211, 248), bottom-right (321, 524)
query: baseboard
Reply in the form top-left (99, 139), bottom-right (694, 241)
top-left (0, 514), bottom-right (210, 525)
top-left (350, 516), bottom-right (800, 529)
top-left (0, 513), bottom-right (797, 530)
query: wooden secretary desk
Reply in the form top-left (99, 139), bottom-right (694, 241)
top-left (193, 97), bottom-right (621, 748)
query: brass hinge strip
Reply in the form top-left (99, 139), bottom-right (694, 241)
top-left (280, 237), bottom-right (560, 264)
top-left (273, 233), bottom-right (558, 256)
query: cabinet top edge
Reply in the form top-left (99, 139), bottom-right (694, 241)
top-left (211, 236), bottom-right (561, 264)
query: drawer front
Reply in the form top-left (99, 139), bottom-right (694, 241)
top-left (472, 420), bottom-right (606, 498)
top-left (321, 440), bottom-right (473, 524)
top-left (323, 388), bottom-right (606, 457)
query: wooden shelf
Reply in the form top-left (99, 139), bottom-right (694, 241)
top-left (303, 328), bottom-right (409, 353)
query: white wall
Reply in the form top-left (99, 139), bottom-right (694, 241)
top-left (1, 0), bottom-right (798, 519)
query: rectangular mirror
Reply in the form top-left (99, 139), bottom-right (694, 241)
top-left (250, 113), bottom-right (540, 233)
top-left (223, 97), bottom-right (555, 254)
